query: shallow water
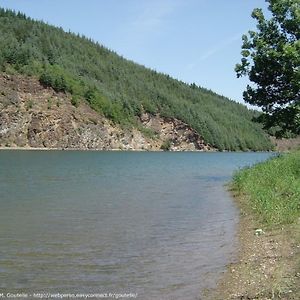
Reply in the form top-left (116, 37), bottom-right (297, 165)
top-left (0, 151), bottom-right (272, 299)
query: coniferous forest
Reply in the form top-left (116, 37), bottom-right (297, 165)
top-left (0, 8), bottom-right (273, 151)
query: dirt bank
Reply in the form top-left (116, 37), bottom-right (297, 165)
top-left (209, 192), bottom-right (300, 300)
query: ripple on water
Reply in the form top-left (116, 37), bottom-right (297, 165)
top-left (0, 151), bottom-right (273, 299)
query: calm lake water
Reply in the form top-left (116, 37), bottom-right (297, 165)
top-left (0, 151), bottom-right (273, 299)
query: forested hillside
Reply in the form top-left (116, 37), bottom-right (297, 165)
top-left (0, 8), bottom-right (273, 151)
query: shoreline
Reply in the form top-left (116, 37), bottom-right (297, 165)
top-left (208, 190), bottom-right (300, 299)
top-left (0, 146), bottom-right (276, 153)
top-left (0, 146), bottom-right (210, 152)
top-left (0, 146), bottom-right (162, 151)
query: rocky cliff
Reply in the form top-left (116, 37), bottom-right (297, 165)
top-left (0, 74), bottom-right (213, 151)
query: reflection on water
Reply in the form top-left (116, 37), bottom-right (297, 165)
top-left (0, 151), bottom-right (272, 299)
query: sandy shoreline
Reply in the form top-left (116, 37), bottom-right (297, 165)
top-left (208, 191), bottom-right (300, 300)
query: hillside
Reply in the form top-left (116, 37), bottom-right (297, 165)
top-left (0, 8), bottom-right (273, 151)
top-left (0, 74), bottom-right (212, 151)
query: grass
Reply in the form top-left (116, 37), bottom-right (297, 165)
top-left (232, 150), bottom-right (300, 225)
top-left (211, 150), bottom-right (300, 299)
top-left (137, 125), bottom-right (158, 140)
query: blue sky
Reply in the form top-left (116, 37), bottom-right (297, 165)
top-left (0, 0), bottom-right (269, 105)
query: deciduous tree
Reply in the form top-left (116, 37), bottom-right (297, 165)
top-left (236, 0), bottom-right (300, 136)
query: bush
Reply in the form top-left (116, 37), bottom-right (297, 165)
top-left (71, 95), bottom-right (80, 107)
top-left (161, 139), bottom-right (172, 151)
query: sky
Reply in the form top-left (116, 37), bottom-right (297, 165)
top-left (0, 0), bottom-right (269, 105)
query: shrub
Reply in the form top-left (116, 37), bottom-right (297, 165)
top-left (161, 139), bottom-right (172, 151)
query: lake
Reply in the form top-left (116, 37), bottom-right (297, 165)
top-left (0, 151), bottom-right (273, 299)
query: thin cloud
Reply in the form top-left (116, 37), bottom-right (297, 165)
top-left (116, 0), bottom-right (186, 56)
top-left (187, 33), bottom-right (242, 70)
top-left (131, 0), bottom-right (183, 34)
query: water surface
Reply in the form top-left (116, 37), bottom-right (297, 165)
top-left (0, 151), bottom-right (272, 299)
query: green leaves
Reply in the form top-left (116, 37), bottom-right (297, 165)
top-left (236, 0), bottom-right (300, 136)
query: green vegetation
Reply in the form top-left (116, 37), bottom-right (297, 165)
top-left (161, 139), bottom-right (172, 151)
top-left (0, 8), bottom-right (273, 151)
top-left (26, 99), bottom-right (33, 110)
top-left (236, 0), bottom-right (300, 136)
top-left (71, 95), bottom-right (80, 108)
top-left (137, 126), bottom-right (158, 140)
top-left (232, 150), bottom-right (300, 225)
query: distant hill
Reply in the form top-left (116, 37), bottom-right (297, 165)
top-left (0, 8), bottom-right (273, 151)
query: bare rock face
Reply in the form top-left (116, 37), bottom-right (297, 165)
top-left (140, 113), bottom-right (212, 151)
top-left (0, 74), bottom-right (214, 151)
